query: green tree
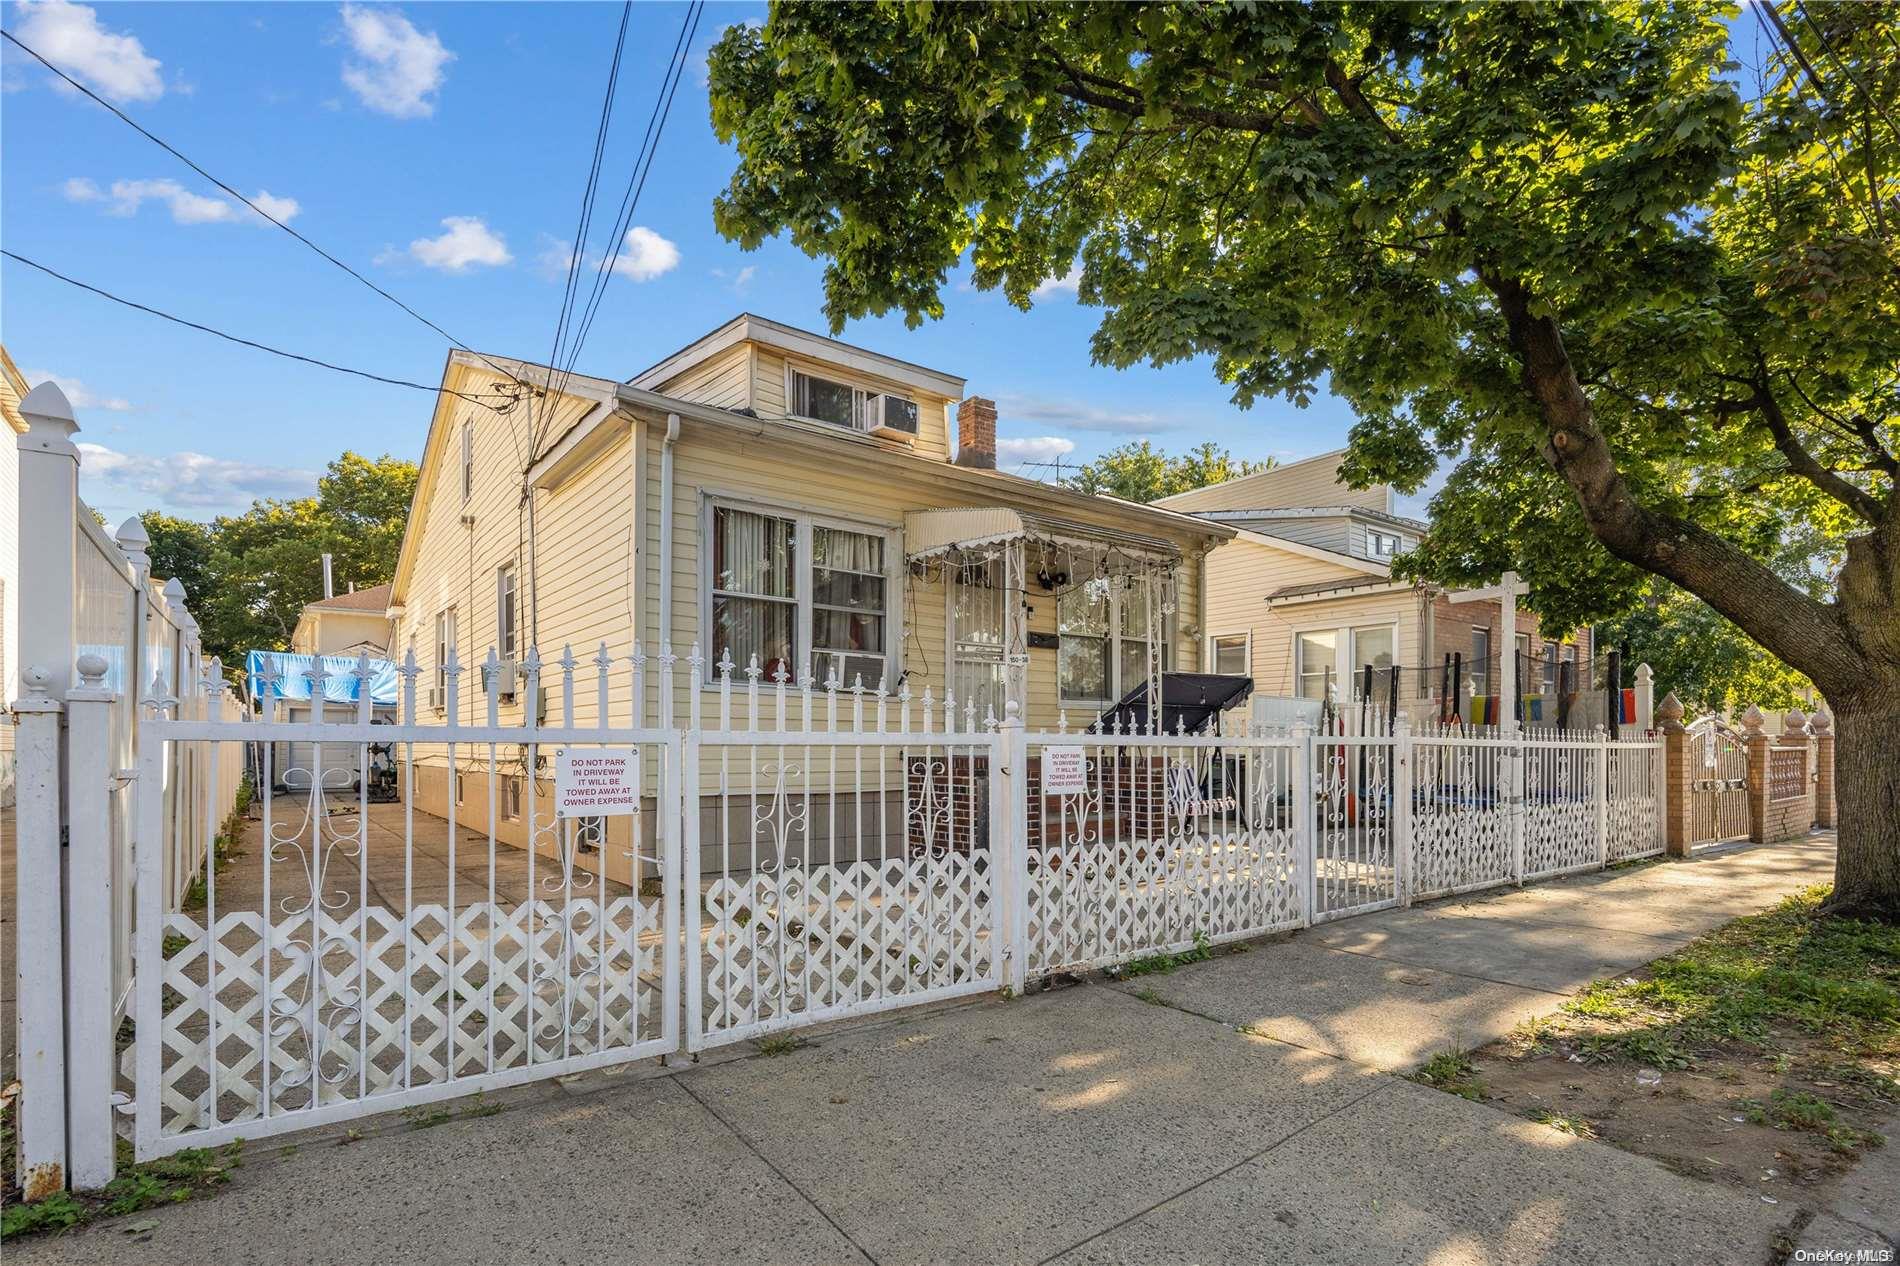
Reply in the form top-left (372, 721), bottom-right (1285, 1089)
top-left (143, 453), bottom-right (418, 667)
top-left (1064, 440), bottom-right (1269, 502)
top-left (708, 3), bottom-right (1899, 916)
top-left (1602, 582), bottom-right (1814, 716)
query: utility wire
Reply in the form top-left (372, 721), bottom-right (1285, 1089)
top-left (0, 25), bottom-right (533, 393)
top-left (543, 1), bottom-right (702, 446)
top-left (1, 249), bottom-right (518, 407)
top-left (530, 0), bottom-right (636, 464)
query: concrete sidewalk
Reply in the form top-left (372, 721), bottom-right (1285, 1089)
top-left (17, 833), bottom-right (1882, 1266)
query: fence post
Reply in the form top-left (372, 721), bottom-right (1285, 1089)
top-left (14, 381), bottom-right (82, 1198)
top-left (1594, 728), bottom-right (1610, 869)
top-left (1741, 704), bottom-right (1768, 843)
top-left (12, 670), bottom-right (67, 1199)
top-left (1633, 663), bottom-right (1655, 734)
top-left (994, 701), bottom-right (1028, 994)
top-left (1292, 717), bottom-right (1314, 927)
top-left (1392, 714), bottom-right (1413, 907)
top-left (1505, 717), bottom-right (1525, 884)
top-left (1658, 693), bottom-right (1693, 858)
top-left (1810, 707), bottom-right (1836, 829)
top-left (63, 654), bottom-right (117, 1189)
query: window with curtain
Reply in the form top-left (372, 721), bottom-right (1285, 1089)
top-left (1296, 629), bottom-right (1337, 700)
top-left (811, 525), bottom-right (886, 687)
top-left (1118, 581), bottom-right (1153, 695)
top-left (1542, 640), bottom-right (1560, 691)
top-left (711, 507), bottom-right (797, 682)
top-left (1057, 578), bottom-right (1110, 702)
top-left (1471, 626), bottom-right (1491, 695)
top-left (1349, 624), bottom-right (1395, 699)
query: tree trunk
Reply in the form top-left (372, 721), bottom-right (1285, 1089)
top-left (1483, 272), bottom-right (1900, 921)
top-left (1824, 690), bottom-right (1900, 921)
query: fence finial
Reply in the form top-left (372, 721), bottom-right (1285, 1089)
top-left (1781, 706), bottom-right (1808, 736)
top-left (1809, 707), bottom-right (1832, 736)
top-left (115, 516), bottom-right (151, 573)
top-left (1740, 703), bottom-right (1764, 736)
top-left (19, 380), bottom-right (80, 456)
top-left (1656, 691), bottom-right (1685, 732)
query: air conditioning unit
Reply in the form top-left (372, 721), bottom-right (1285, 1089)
top-left (428, 685), bottom-right (444, 711)
top-left (861, 393), bottom-right (919, 440)
top-left (492, 659), bottom-right (519, 704)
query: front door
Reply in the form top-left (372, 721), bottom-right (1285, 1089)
top-left (950, 555), bottom-right (1013, 721)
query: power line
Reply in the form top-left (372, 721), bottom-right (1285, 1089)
top-left (1, 249), bottom-right (519, 407)
top-left (531, 0), bottom-right (636, 463)
top-left (543, 1), bottom-right (703, 450)
top-left (0, 24), bottom-right (532, 392)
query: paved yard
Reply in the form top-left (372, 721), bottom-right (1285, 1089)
top-left (12, 831), bottom-right (1892, 1264)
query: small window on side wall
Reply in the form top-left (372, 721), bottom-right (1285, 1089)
top-left (1211, 634), bottom-right (1249, 677)
top-left (461, 421), bottom-right (474, 502)
top-left (1368, 529), bottom-right (1402, 558)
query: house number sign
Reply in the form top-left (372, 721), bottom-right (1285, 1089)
top-left (555, 749), bottom-right (640, 816)
top-left (1042, 745), bottom-right (1089, 797)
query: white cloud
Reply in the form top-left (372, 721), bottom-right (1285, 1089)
top-left (533, 234), bottom-right (577, 282)
top-left (1032, 266), bottom-right (1081, 300)
top-left (24, 369), bottom-right (133, 412)
top-left (77, 442), bottom-right (316, 511)
top-left (379, 215), bottom-right (511, 272)
top-left (997, 394), bottom-right (1189, 435)
top-left (338, 3), bottom-right (452, 119)
top-left (63, 176), bottom-right (300, 226)
top-left (11, 0), bottom-right (163, 103)
top-left (609, 226), bottom-right (680, 281)
top-left (995, 435), bottom-right (1076, 466)
top-left (711, 264), bottom-right (756, 293)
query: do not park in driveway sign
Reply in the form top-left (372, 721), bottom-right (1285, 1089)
top-left (555, 749), bottom-right (640, 816)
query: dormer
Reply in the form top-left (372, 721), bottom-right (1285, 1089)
top-left (627, 314), bottom-right (967, 461)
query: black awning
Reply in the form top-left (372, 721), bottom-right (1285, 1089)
top-left (1091, 672), bottom-right (1254, 735)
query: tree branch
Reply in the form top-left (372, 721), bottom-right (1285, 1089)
top-left (1480, 270), bottom-right (1869, 692)
top-left (1754, 376), bottom-right (1889, 523)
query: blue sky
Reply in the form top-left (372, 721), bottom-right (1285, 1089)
top-left (0, 0), bottom-right (1371, 524)
top-left (3, 3), bottom-right (1767, 525)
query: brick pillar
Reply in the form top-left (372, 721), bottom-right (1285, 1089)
top-left (1780, 707), bottom-right (1814, 834)
top-left (1659, 692), bottom-right (1694, 858)
top-left (1741, 705), bottom-right (1769, 844)
top-left (1811, 707), bottom-right (1836, 828)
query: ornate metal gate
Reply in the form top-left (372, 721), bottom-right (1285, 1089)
top-left (1687, 717), bottom-right (1750, 845)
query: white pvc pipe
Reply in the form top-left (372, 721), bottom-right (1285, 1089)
top-left (658, 413), bottom-right (681, 710)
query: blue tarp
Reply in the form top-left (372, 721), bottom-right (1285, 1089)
top-left (245, 650), bottom-right (399, 706)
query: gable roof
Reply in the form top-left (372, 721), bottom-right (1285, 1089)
top-left (0, 344), bottom-right (30, 435)
top-left (628, 313), bottom-right (966, 401)
top-left (304, 583), bottom-right (393, 613)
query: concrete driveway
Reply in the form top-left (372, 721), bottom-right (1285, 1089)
top-left (15, 832), bottom-right (1886, 1265)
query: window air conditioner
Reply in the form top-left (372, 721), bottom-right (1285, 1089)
top-left (492, 659), bottom-right (519, 704)
top-left (861, 393), bottom-right (920, 440)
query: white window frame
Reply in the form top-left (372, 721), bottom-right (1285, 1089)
top-left (1206, 631), bottom-right (1252, 678)
top-left (433, 607), bottom-right (456, 711)
top-left (699, 494), bottom-right (902, 689)
top-left (496, 562), bottom-right (519, 660)
top-left (460, 421), bottom-right (474, 503)
top-left (1057, 578), bottom-right (1173, 707)
top-left (1290, 618), bottom-right (1401, 702)
top-left (1367, 528), bottom-right (1402, 558)
top-left (1470, 625), bottom-right (1491, 695)
top-left (783, 360), bottom-right (916, 438)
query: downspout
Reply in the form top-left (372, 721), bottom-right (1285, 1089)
top-left (658, 412), bottom-right (681, 720)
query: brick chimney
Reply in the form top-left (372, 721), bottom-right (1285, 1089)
top-left (955, 397), bottom-right (997, 469)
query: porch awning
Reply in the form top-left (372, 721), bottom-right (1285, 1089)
top-left (904, 508), bottom-right (1181, 563)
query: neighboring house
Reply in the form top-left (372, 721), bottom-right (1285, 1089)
top-left (1, 346), bottom-right (27, 781)
top-left (290, 582), bottom-right (394, 657)
top-left (386, 313), bottom-right (1234, 850)
top-left (1159, 450), bottom-right (1591, 722)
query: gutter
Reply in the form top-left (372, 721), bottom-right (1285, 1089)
top-left (658, 413), bottom-right (681, 709)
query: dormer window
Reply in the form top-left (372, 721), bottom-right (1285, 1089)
top-left (1368, 529), bottom-right (1402, 558)
top-left (788, 366), bottom-right (918, 439)
top-left (790, 368), bottom-right (859, 428)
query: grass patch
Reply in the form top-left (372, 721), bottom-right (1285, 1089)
top-left (756, 1034), bottom-right (808, 1057)
top-left (1737, 1089), bottom-right (1885, 1154)
top-left (1529, 1108), bottom-right (1598, 1139)
top-left (1552, 886), bottom-right (1899, 1069)
top-left (1410, 1050), bottom-right (1486, 1101)
top-left (2, 1140), bottom-right (241, 1242)
top-left (402, 1093), bottom-right (504, 1131)
top-left (1111, 931), bottom-right (1214, 980)
top-left (1132, 986), bottom-right (1165, 1005)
